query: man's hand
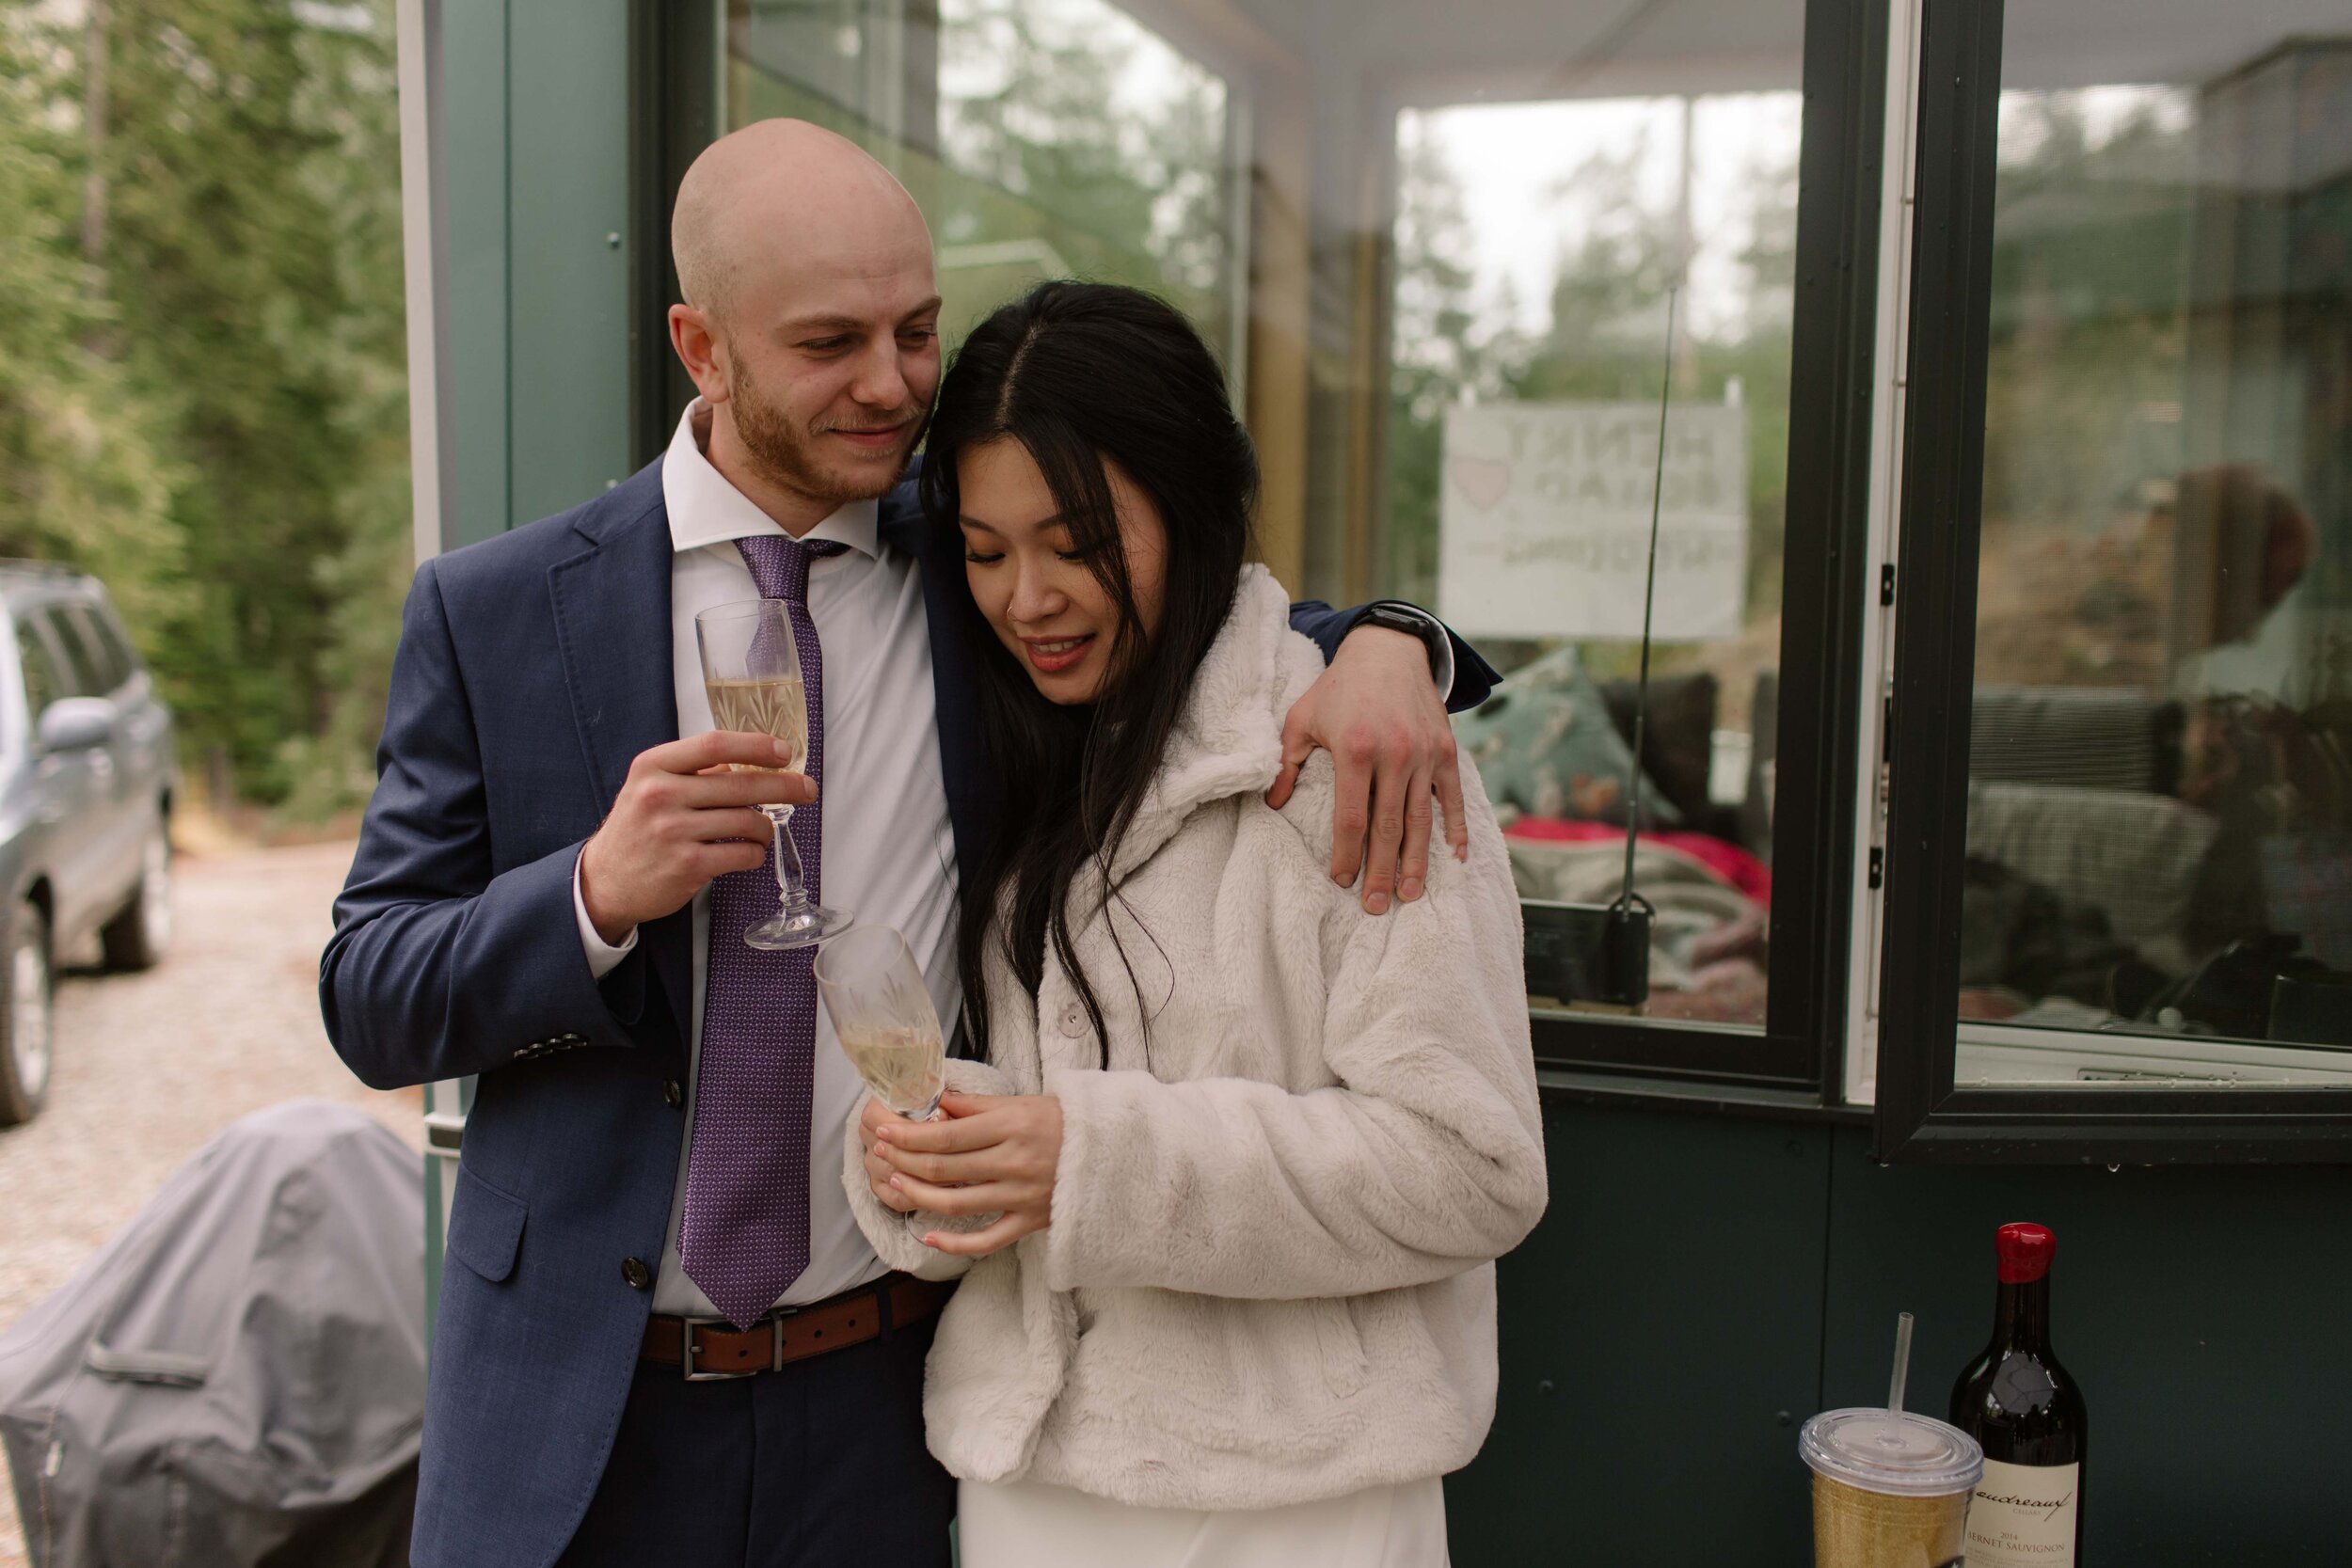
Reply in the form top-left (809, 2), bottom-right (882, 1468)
top-left (869, 1091), bottom-right (1062, 1258)
top-left (1267, 625), bottom-right (1468, 914)
top-left (576, 732), bottom-right (817, 944)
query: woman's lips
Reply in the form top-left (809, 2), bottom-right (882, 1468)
top-left (1021, 634), bottom-right (1095, 674)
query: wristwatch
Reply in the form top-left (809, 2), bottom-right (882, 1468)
top-left (1358, 602), bottom-right (1455, 700)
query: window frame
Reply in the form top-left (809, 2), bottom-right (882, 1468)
top-left (638, 0), bottom-right (1898, 1103)
top-left (1518, 0), bottom-right (1888, 1093)
top-left (1874, 0), bottom-right (2352, 1165)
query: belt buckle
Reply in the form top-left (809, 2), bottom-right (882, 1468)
top-left (678, 1307), bottom-right (799, 1381)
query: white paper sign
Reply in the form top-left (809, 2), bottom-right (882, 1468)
top-left (1437, 400), bottom-right (1749, 641)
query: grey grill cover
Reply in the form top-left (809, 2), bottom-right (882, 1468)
top-left (0, 1100), bottom-right (424, 1567)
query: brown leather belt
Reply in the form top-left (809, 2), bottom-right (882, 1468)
top-left (641, 1275), bottom-right (953, 1381)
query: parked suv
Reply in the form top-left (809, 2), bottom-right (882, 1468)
top-left (0, 563), bottom-right (176, 1126)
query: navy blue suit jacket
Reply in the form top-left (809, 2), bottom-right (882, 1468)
top-left (321, 460), bottom-right (1494, 1568)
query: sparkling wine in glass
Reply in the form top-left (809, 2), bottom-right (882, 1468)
top-left (695, 598), bottom-right (852, 949)
top-left (814, 925), bottom-right (946, 1120)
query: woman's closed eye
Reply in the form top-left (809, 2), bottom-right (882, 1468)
top-left (963, 547), bottom-right (1006, 564)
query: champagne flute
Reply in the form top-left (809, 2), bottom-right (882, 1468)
top-left (814, 925), bottom-right (946, 1120)
top-left (695, 598), bottom-right (853, 949)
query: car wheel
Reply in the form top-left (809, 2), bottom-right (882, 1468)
top-left (100, 818), bottom-right (173, 972)
top-left (0, 902), bottom-right (55, 1127)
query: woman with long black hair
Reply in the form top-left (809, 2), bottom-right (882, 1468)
top-left (841, 280), bottom-right (1546, 1565)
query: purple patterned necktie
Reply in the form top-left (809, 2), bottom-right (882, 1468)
top-left (678, 532), bottom-right (849, 1329)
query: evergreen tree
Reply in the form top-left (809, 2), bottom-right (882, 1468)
top-left (8, 0), bottom-right (408, 809)
top-left (0, 12), bottom-right (184, 631)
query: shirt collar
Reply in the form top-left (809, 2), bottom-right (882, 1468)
top-left (660, 399), bottom-right (880, 560)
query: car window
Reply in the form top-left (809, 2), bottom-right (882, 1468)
top-left (15, 616), bottom-right (63, 717)
top-left (40, 604), bottom-right (108, 696)
top-left (62, 601), bottom-right (133, 692)
top-left (81, 602), bottom-right (140, 688)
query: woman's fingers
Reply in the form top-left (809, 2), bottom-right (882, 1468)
top-left (856, 1095), bottom-right (892, 1154)
top-left (920, 1211), bottom-right (1046, 1258)
top-left (887, 1172), bottom-right (1021, 1214)
top-left (865, 1147), bottom-right (916, 1212)
top-left (879, 1145), bottom-right (1021, 1187)
top-left (875, 1101), bottom-right (1010, 1153)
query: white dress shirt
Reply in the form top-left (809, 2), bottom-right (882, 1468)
top-left (575, 402), bottom-right (961, 1314)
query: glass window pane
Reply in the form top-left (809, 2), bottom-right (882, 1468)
top-left (720, 0), bottom-right (1808, 1038)
top-left (15, 618), bottom-right (61, 720)
top-left (726, 0), bottom-right (1239, 365)
top-left (1394, 85), bottom-right (1800, 1032)
top-left (1958, 9), bottom-right (2352, 1083)
top-left (41, 606), bottom-right (106, 697)
top-left (63, 603), bottom-right (130, 692)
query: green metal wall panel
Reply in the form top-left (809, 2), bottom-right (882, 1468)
top-left (1820, 1126), bottom-right (2352, 1564)
top-left (505, 0), bottom-right (634, 523)
top-left (1456, 1101), bottom-right (2352, 1562)
top-left (440, 0), bottom-right (634, 552)
top-left (1447, 1101), bottom-right (1836, 1562)
top-left (440, 0), bottom-right (509, 549)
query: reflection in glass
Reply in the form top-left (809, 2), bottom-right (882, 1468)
top-left (1395, 91), bottom-right (1800, 1028)
top-left (1958, 16), bottom-right (2352, 1081)
top-left (718, 0), bottom-right (1807, 1037)
top-left (726, 0), bottom-right (1238, 359)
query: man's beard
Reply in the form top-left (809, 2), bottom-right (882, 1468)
top-left (728, 356), bottom-right (927, 508)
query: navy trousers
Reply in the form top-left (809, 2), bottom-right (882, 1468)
top-left (552, 1311), bottom-right (954, 1568)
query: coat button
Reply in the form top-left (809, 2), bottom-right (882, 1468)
top-left (662, 1079), bottom-right (684, 1108)
top-left (1058, 1003), bottom-right (1088, 1038)
top-left (621, 1257), bottom-right (652, 1290)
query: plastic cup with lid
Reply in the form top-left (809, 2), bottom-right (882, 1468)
top-left (1800, 1408), bottom-right (1983, 1568)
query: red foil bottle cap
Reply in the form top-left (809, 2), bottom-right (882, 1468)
top-left (1996, 1222), bottom-right (2056, 1283)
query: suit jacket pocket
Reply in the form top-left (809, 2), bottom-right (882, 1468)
top-left (448, 1164), bottom-right (527, 1283)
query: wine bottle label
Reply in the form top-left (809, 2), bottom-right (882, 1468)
top-left (1964, 1459), bottom-right (2079, 1565)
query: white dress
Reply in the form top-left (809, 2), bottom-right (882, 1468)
top-left (956, 1475), bottom-right (1452, 1568)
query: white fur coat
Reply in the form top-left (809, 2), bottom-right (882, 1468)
top-left (842, 565), bottom-right (1547, 1511)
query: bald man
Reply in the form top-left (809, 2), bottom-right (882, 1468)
top-left (325, 119), bottom-right (1494, 1568)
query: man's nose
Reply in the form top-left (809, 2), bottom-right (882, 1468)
top-left (849, 343), bottom-right (911, 411)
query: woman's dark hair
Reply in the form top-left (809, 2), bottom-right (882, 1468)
top-left (921, 280), bottom-right (1258, 1067)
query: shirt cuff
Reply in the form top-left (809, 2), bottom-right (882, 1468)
top-left (574, 850), bottom-right (639, 980)
top-left (1368, 601), bottom-right (1455, 704)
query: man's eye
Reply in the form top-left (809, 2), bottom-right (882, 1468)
top-left (804, 337), bottom-right (850, 353)
top-left (900, 327), bottom-right (938, 345)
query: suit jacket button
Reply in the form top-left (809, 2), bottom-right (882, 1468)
top-left (1058, 1003), bottom-right (1088, 1038)
top-left (621, 1257), bottom-right (653, 1290)
top-left (662, 1079), bottom-right (684, 1109)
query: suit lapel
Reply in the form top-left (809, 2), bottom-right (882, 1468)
top-left (878, 478), bottom-right (997, 879)
top-left (548, 483), bottom-right (693, 1042)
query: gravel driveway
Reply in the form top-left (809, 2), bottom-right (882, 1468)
top-left (0, 841), bottom-right (420, 1567)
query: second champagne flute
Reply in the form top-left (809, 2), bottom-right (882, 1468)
top-left (814, 924), bottom-right (947, 1121)
top-left (695, 597), bottom-right (853, 949)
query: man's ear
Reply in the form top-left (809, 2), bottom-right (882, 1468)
top-left (668, 304), bottom-right (731, 405)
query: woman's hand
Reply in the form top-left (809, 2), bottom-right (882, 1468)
top-left (857, 1095), bottom-right (918, 1213)
top-left (869, 1091), bottom-right (1063, 1258)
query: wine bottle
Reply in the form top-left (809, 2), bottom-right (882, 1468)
top-left (1948, 1222), bottom-right (2087, 1566)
